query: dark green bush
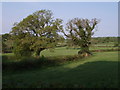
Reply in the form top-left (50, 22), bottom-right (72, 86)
top-left (13, 41), bottom-right (32, 59)
top-left (3, 54), bottom-right (84, 71)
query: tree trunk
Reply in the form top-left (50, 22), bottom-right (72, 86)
top-left (35, 50), bottom-right (41, 58)
top-left (35, 48), bottom-right (45, 58)
top-left (78, 45), bottom-right (92, 56)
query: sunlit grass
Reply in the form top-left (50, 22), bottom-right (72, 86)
top-left (41, 46), bottom-right (118, 57)
top-left (3, 51), bottom-right (118, 88)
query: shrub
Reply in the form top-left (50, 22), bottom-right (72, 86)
top-left (3, 54), bottom-right (84, 71)
top-left (114, 43), bottom-right (119, 47)
top-left (13, 42), bottom-right (32, 59)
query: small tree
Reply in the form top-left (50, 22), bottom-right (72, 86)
top-left (2, 33), bottom-right (13, 53)
top-left (62, 18), bottom-right (99, 56)
top-left (11, 10), bottom-right (63, 57)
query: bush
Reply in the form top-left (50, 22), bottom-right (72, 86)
top-left (3, 54), bottom-right (84, 71)
top-left (114, 43), bottom-right (119, 47)
top-left (13, 42), bottom-right (32, 59)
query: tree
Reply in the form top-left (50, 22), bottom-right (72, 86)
top-left (1, 33), bottom-right (13, 53)
top-left (62, 18), bottom-right (99, 56)
top-left (11, 10), bottom-right (63, 57)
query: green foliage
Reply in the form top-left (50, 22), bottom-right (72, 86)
top-left (114, 43), bottom-right (119, 47)
top-left (13, 40), bottom-right (32, 59)
top-left (3, 53), bottom-right (83, 72)
top-left (1, 33), bottom-right (13, 53)
top-left (3, 46), bottom-right (119, 70)
top-left (2, 33), bottom-right (11, 41)
top-left (62, 18), bottom-right (99, 55)
top-left (11, 9), bottom-right (63, 57)
top-left (91, 37), bottom-right (118, 45)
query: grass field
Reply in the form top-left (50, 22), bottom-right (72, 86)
top-left (2, 48), bottom-right (119, 88)
top-left (2, 46), bottom-right (118, 62)
top-left (41, 46), bottom-right (118, 57)
top-left (92, 42), bottom-right (115, 46)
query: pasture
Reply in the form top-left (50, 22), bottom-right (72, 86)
top-left (41, 46), bottom-right (118, 57)
top-left (2, 46), bottom-right (119, 88)
top-left (1, 4), bottom-right (119, 88)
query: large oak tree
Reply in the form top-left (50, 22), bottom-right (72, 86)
top-left (62, 18), bottom-right (99, 56)
top-left (11, 10), bottom-right (63, 57)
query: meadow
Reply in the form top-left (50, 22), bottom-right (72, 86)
top-left (2, 46), bottom-right (119, 88)
top-left (41, 46), bottom-right (118, 57)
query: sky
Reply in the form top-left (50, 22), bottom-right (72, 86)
top-left (1, 2), bottom-right (118, 37)
top-left (0, 0), bottom-right (119, 2)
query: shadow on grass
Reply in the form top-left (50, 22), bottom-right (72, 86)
top-left (3, 60), bottom-right (119, 88)
top-left (2, 54), bottom-right (84, 72)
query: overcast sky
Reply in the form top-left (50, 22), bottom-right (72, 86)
top-left (1, 2), bottom-right (118, 37)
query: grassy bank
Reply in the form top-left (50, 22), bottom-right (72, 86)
top-left (3, 51), bottom-right (118, 88)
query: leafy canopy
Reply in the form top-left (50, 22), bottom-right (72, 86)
top-left (62, 18), bottom-right (99, 55)
top-left (11, 9), bottom-right (63, 57)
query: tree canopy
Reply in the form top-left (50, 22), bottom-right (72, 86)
top-left (1, 33), bottom-right (13, 53)
top-left (11, 10), bottom-right (63, 57)
top-left (62, 18), bottom-right (99, 56)
top-left (9, 9), bottom-right (100, 58)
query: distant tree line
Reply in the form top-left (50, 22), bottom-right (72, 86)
top-left (64, 37), bottom-right (119, 47)
top-left (1, 34), bottom-right (119, 53)
top-left (91, 37), bottom-right (119, 44)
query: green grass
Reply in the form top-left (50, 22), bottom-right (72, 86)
top-left (90, 46), bottom-right (118, 50)
top-left (92, 42), bottom-right (115, 46)
top-left (41, 47), bottom-right (79, 57)
top-left (41, 46), bottom-right (118, 57)
top-left (3, 51), bottom-right (118, 88)
top-left (1, 46), bottom-right (118, 58)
